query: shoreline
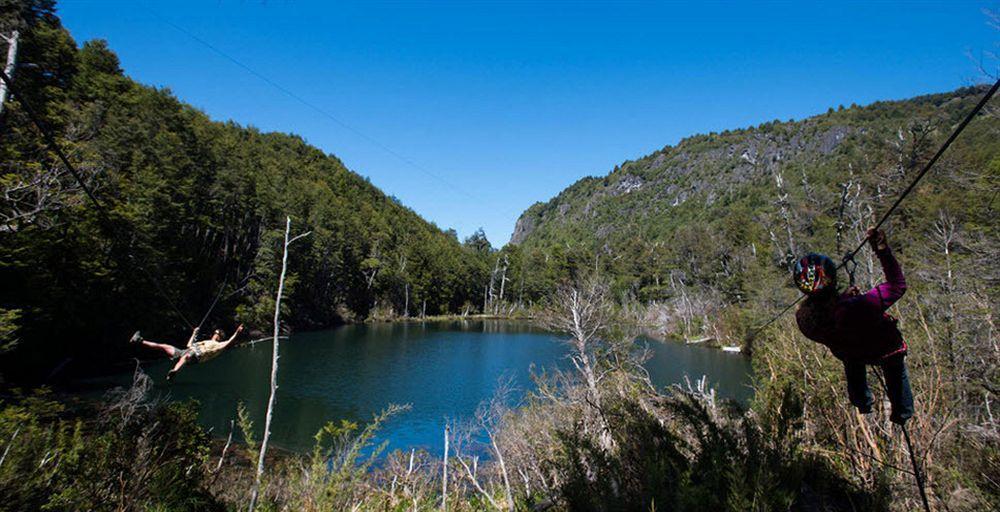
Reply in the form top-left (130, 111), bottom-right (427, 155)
top-left (364, 315), bottom-right (747, 356)
top-left (638, 326), bottom-right (747, 355)
top-left (366, 312), bottom-right (535, 323)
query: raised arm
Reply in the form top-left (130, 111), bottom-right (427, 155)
top-left (860, 228), bottom-right (907, 311)
top-left (221, 324), bottom-right (244, 348)
top-left (187, 327), bottom-right (200, 348)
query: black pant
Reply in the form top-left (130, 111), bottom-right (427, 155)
top-left (844, 354), bottom-right (913, 424)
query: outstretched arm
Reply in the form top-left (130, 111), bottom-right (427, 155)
top-left (860, 228), bottom-right (907, 311)
top-left (221, 324), bottom-right (244, 348)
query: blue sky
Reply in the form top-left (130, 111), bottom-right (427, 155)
top-left (56, 1), bottom-right (997, 245)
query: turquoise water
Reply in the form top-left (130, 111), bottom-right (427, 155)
top-left (89, 320), bottom-right (751, 453)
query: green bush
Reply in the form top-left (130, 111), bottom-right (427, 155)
top-left (0, 379), bottom-right (221, 511)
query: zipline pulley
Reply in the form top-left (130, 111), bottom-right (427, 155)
top-left (842, 252), bottom-right (858, 288)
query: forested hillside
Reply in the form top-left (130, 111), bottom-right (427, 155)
top-left (512, 85), bottom-right (999, 343)
top-left (503, 82), bottom-right (1000, 510)
top-left (0, 2), bottom-right (491, 381)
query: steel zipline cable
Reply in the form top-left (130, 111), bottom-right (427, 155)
top-left (749, 78), bottom-right (1000, 340)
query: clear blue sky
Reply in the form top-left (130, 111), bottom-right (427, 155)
top-left (56, 1), bottom-right (997, 245)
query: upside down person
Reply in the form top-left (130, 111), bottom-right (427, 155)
top-left (793, 228), bottom-right (913, 424)
top-left (130, 324), bottom-right (244, 380)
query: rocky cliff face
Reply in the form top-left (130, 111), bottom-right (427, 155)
top-left (508, 86), bottom-right (989, 250)
top-left (509, 206), bottom-right (539, 245)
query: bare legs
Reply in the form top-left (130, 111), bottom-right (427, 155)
top-left (168, 353), bottom-right (192, 376)
top-left (140, 339), bottom-right (180, 358)
top-left (136, 338), bottom-right (191, 380)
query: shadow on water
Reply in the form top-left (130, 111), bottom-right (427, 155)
top-left (83, 320), bottom-right (752, 453)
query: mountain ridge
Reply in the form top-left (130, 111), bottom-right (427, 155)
top-left (510, 85), bottom-right (990, 247)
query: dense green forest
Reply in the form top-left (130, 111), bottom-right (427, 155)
top-left (0, 1), bottom-right (506, 382)
top-left (1, 1), bottom-right (998, 511)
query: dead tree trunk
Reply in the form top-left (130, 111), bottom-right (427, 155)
top-left (497, 255), bottom-right (509, 315)
top-left (801, 167), bottom-right (815, 203)
top-left (248, 217), bottom-right (309, 512)
top-left (543, 280), bottom-right (615, 451)
top-left (441, 424), bottom-right (449, 511)
top-left (518, 267), bottom-right (525, 308)
top-left (834, 166), bottom-right (856, 254)
top-left (934, 211), bottom-right (959, 372)
top-left (0, 30), bottom-right (18, 115)
top-left (399, 254), bottom-right (409, 318)
top-left (214, 420), bottom-right (235, 473)
top-left (487, 256), bottom-right (500, 314)
top-left (772, 164), bottom-right (797, 269)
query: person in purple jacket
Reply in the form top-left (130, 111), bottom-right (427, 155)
top-left (794, 228), bottom-right (913, 424)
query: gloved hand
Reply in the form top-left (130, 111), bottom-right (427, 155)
top-left (867, 227), bottom-right (888, 252)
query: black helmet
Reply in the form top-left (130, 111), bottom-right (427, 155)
top-left (793, 253), bottom-right (837, 295)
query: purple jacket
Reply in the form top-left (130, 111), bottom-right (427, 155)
top-left (796, 247), bottom-right (908, 364)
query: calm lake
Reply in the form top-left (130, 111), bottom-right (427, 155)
top-left (89, 320), bottom-right (752, 453)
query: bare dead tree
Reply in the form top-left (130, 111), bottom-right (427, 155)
top-left (834, 165), bottom-right (857, 254)
top-left (441, 424), bottom-right (449, 511)
top-left (480, 380), bottom-right (515, 509)
top-left (496, 254), bottom-right (510, 315)
top-left (801, 166), bottom-right (816, 204)
top-left (449, 378), bottom-right (520, 510)
top-left (0, 427), bottom-right (17, 470)
top-left (214, 419), bottom-right (236, 474)
top-left (483, 283), bottom-right (489, 315)
top-left (486, 258), bottom-right (497, 313)
top-left (103, 363), bottom-right (156, 429)
top-left (0, 160), bottom-right (94, 231)
top-left (248, 216), bottom-right (310, 512)
top-left (362, 241), bottom-right (381, 290)
top-left (771, 163), bottom-right (797, 269)
top-left (932, 210), bottom-right (960, 369)
top-left (540, 277), bottom-right (616, 450)
top-left (398, 253), bottom-right (410, 317)
top-left (0, 30), bottom-right (18, 115)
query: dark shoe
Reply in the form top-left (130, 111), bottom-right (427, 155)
top-left (890, 412), bottom-right (910, 425)
top-left (129, 331), bottom-right (142, 344)
top-left (857, 404), bottom-right (873, 414)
